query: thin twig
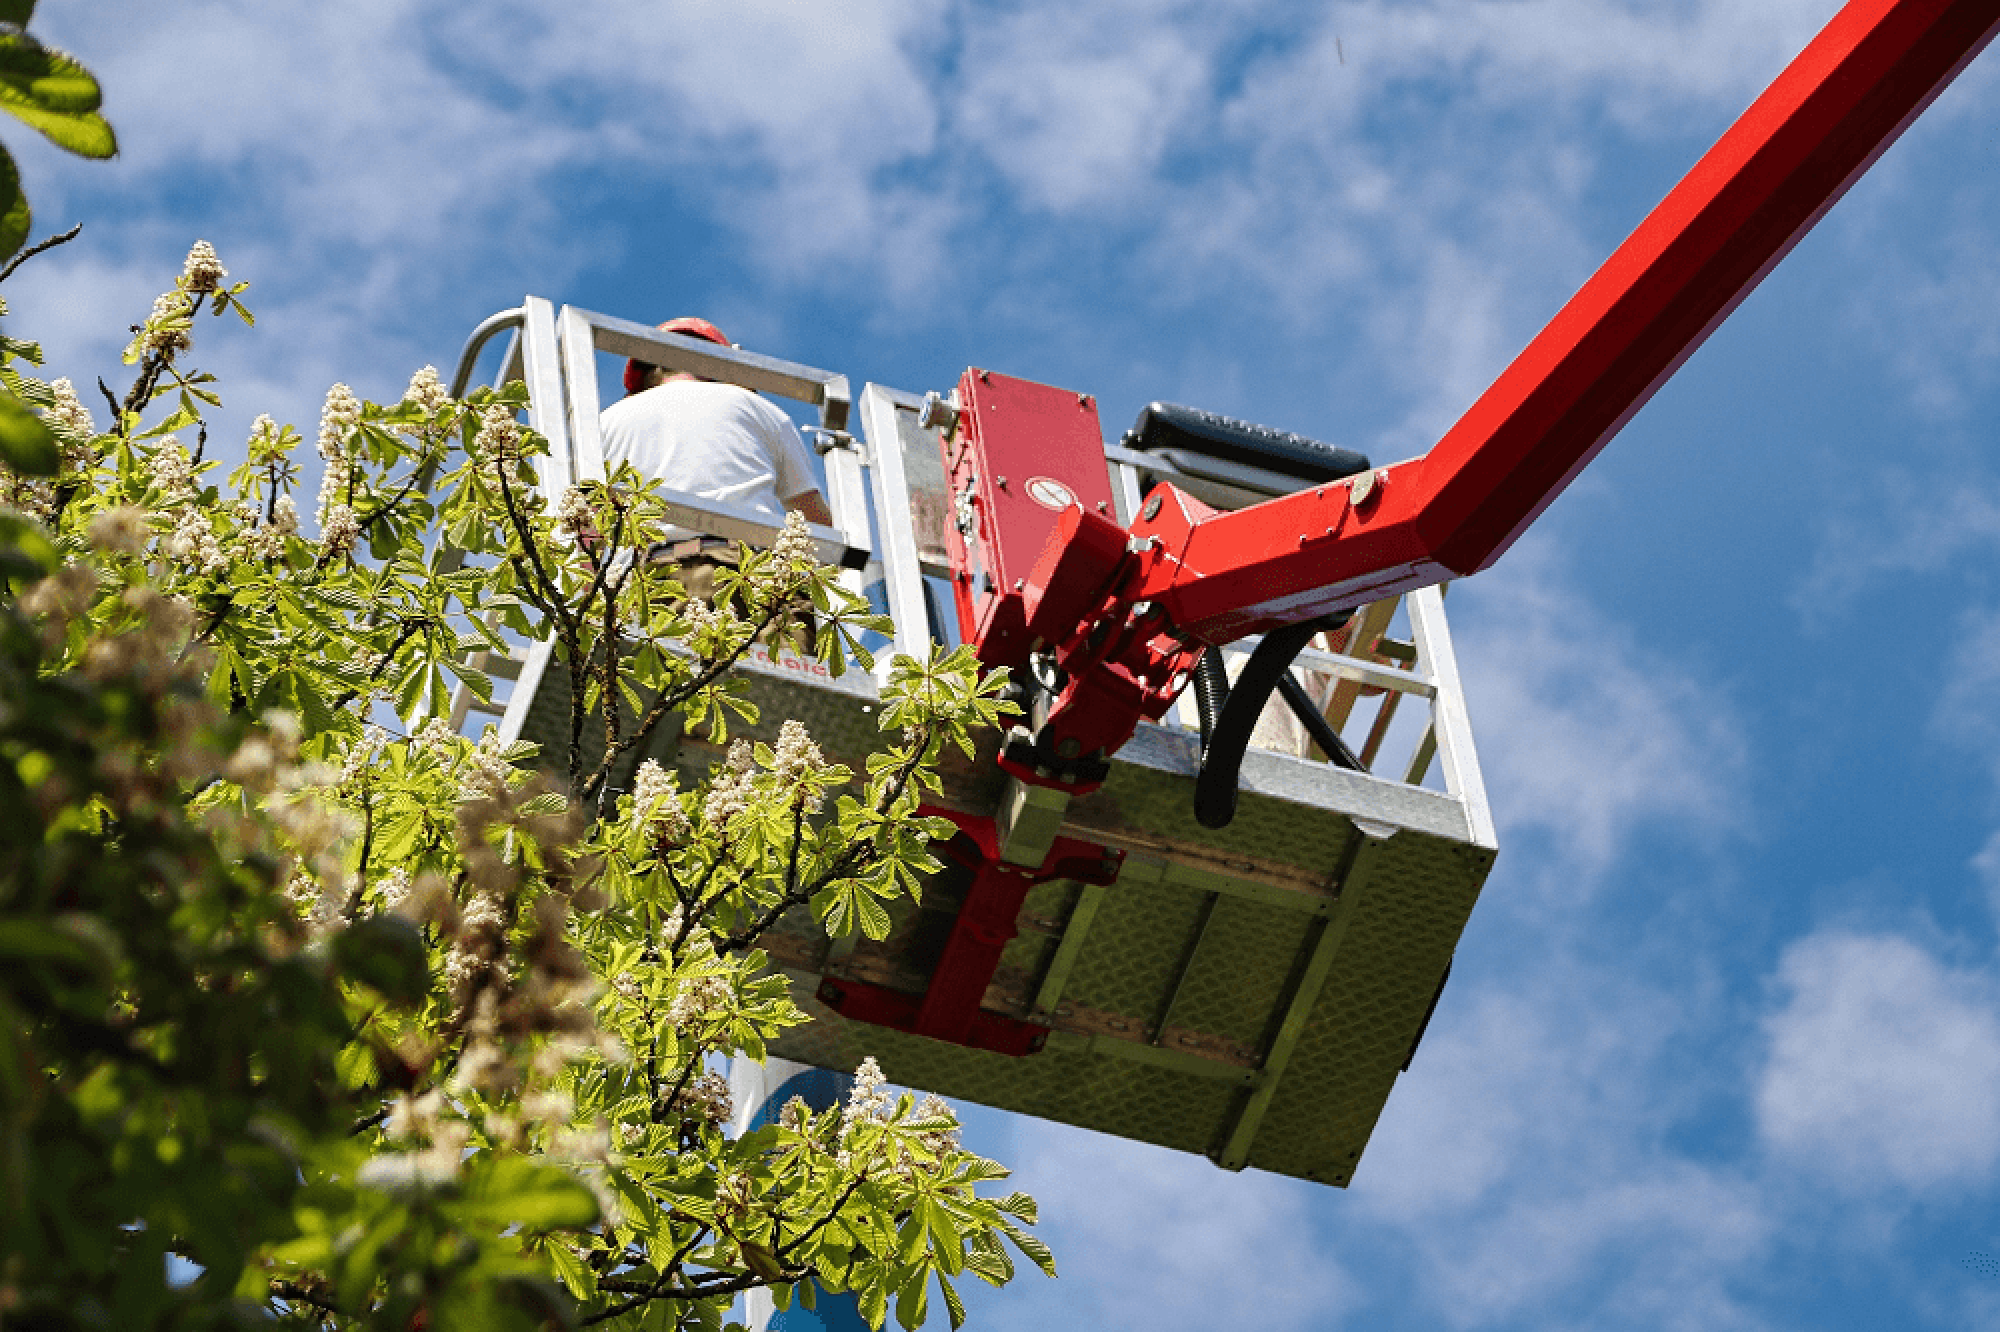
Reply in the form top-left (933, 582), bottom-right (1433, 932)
top-left (0, 223), bottom-right (81, 285)
top-left (775, 1172), bottom-right (870, 1260)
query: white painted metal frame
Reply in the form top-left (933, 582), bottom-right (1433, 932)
top-left (446, 298), bottom-right (1491, 848)
top-left (552, 306), bottom-right (869, 571)
top-left (856, 384), bottom-right (938, 678)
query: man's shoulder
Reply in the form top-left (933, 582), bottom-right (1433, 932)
top-left (607, 382), bottom-right (792, 425)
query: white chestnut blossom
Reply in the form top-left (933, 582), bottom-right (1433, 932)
top-left (141, 292), bottom-right (192, 357)
top-left (406, 364), bottom-right (448, 414)
top-left (556, 485), bottom-right (594, 541)
top-left (164, 507), bottom-right (229, 576)
top-left (238, 493), bottom-right (299, 562)
top-left (43, 378), bottom-right (97, 473)
top-left (681, 1071), bottom-right (733, 1127)
top-left (841, 1055), bottom-right (891, 1133)
top-left (630, 759), bottom-right (690, 845)
top-left (701, 740), bottom-right (756, 828)
top-left (318, 503), bottom-right (359, 561)
top-left (770, 719), bottom-right (828, 812)
top-left (246, 413), bottom-right (279, 453)
top-left (317, 383), bottom-right (361, 459)
top-left (473, 404), bottom-right (522, 477)
top-left (458, 727), bottom-right (513, 798)
top-left (182, 239), bottom-right (227, 294)
top-left (771, 508), bottom-right (817, 567)
top-left (375, 867), bottom-right (412, 913)
top-left (666, 972), bottom-right (732, 1035)
top-left (147, 440), bottom-right (196, 499)
top-left (414, 716), bottom-right (456, 757)
top-left (86, 506), bottom-right (150, 557)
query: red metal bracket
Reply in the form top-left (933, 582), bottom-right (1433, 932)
top-left (816, 809), bottom-right (1124, 1057)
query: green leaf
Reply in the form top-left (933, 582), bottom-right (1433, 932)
top-left (0, 918), bottom-right (97, 971)
top-left (0, 32), bottom-right (95, 112)
top-left (993, 1192), bottom-right (1037, 1225)
top-left (893, 1268), bottom-right (929, 1330)
top-left (0, 41), bottom-right (115, 158)
top-left (854, 889), bottom-right (892, 941)
top-left (452, 1157), bottom-right (600, 1232)
top-left (330, 915), bottom-right (431, 1006)
top-left (937, 1272), bottom-right (966, 1330)
top-left (0, 387), bottom-right (57, 475)
top-left (545, 1241), bottom-right (594, 1299)
top-left (997, 1221), bottom-right (1055, 1278)
top-left (0, 143), bottom-right (26, 261)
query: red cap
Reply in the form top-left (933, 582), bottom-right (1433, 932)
top-left (623, 317), bottom-right (732, 395)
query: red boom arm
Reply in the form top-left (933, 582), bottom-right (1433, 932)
top-left (982, 0), bottom-right (2000, 782)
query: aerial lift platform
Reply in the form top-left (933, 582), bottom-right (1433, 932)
top-left (445, 0), bottom-right (2000, 1188)
top-left (447, 300), bottom-right (1493, 1187)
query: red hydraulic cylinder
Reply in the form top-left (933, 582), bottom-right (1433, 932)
top-left (1128, 0), bottom-right (2000, 646)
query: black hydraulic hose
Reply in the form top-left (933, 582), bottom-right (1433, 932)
top-left (1192, 648), bottom-right (1231, 754)
top-left (1274, 672), bottom-right (1366, 772)
top-left (1193, 617), bottom-right (1346, 829)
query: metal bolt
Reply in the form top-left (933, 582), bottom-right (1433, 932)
top-left (1078, 393), bottom-right (1094, 408)
top-left (1096, 500), bottom-right (1108, 513)
top-left (1142, 494), bottom-right (1163, 521)
top-left (1012, 578), bottom-right (1024, 592)
top-left (919, 390), bottom-right (961, 434)
top-left (978, 369), bottom-right (991, 383)
top-left (997, 475), bottom-right (1008, 489)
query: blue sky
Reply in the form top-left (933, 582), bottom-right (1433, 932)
top-left (16, 1), bottom-right (2000, 1327)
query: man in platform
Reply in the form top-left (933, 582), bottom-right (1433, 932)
top-left (600, 317), bottom-right (831, 648)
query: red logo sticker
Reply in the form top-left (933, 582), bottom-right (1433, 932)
top-left (1025, 476), bottom-right (1077, 512)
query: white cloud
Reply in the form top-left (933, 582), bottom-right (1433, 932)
top-left (1935, 606), bottom-right (2000, 787)
top-left (1757, 929), bottom-right (2000, 1191)
top-left (996, 1125), bottom-right (1352, 1330)
top-left (952, 6), bottom-right (1210, 213)
top-left (1977, 832), bottom-right (2000, 935)
top-left (1454, 538), bottom-right (1747, 887)
top-left (1348, 949), bottom-right (1773, 1330)
top-left (0, 0), bottom-right (1882, 456)
top-left (1795, 470), bottom-right (2000, 617)
top-left (1864, 223), bottom-right (2000, 419)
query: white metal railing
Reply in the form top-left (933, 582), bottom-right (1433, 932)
top-left (441, 302), bottom-right (1491, 845)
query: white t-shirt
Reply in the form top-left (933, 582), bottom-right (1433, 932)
top-left (599, 381), bottom-right (819, 536)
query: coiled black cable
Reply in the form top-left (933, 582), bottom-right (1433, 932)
top-left (1192, 615), bottom-right (1359, 829)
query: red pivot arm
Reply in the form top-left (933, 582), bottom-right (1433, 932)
top-left (993, 0), bottom-right (2000, 784)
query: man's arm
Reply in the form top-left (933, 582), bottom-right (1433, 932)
top-left (785, 490), bottom-right (833, 527)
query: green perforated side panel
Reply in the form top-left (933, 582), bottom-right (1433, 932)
top-left (1248, 834), bottom-right (1495, 1184)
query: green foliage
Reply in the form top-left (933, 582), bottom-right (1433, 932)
top-left (0, 12), bottom-right (115, 261)
top-left (0, 242), bottom-right (1045, 1330)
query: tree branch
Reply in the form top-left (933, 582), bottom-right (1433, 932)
top-left (0, 223), bottom-right (81, 285)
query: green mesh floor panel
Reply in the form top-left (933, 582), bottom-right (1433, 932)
top-left (508, 648), bottom-right (1496, 1186)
